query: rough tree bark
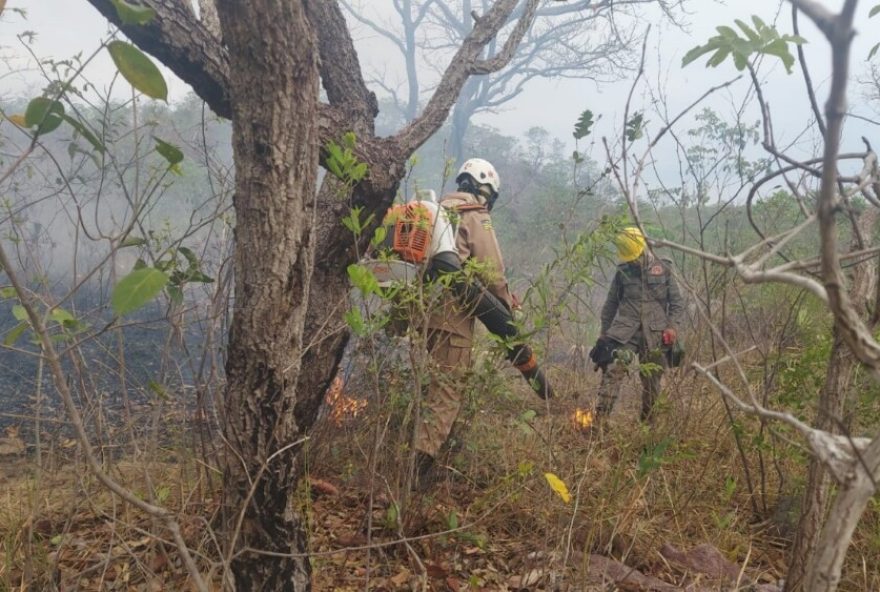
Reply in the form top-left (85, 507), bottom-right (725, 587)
top-left (786, 208), bottom-right (877, 591)
top-left (81, 0), bottom-right (541, 588)
top-left (212, 1), bottom-right (319, 588)
top-left (790, 1), bottom-right (880, 590)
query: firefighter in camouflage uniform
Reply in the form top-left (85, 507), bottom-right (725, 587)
top-left (592, 226), bottom-right (685, 423)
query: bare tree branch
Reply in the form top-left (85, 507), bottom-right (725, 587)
top-left (84, 0), bottom-right (232, 118)
top-left (693, 363), bottom-right (873, 484)
top-left (471, 0), bottom-right (540, 73)
top-left (392, 0), bottom-right (540, 156)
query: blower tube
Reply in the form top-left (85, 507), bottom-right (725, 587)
top-left (427, 252), bottom-right (554, 399)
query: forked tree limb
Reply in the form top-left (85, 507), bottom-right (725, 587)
top-left (391, 0), bottom-right (540, 156)
top-left (84, 0), bottom-right (540, 173)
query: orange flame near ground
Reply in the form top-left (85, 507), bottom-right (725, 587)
top-left (325, 376), bottom-right (368, 425)
top-left (572, 408), bottom-right (594, 431)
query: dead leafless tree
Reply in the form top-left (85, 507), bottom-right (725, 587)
top-left (343, 0), bottom-right (685, 160)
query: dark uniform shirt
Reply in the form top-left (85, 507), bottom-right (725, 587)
top-left (600, 257), bottom-right (684, 349)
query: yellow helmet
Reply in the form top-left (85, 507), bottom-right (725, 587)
top-left (614, 226), bottom-right (646, 263)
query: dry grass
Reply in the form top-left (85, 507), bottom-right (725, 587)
top-left (0, 453), bottom-right (216, 591)
top-left (0, 360), bottom-right (878, 591)
top-left (305, 356), bottom-right (880, 591)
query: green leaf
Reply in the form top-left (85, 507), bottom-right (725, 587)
top-left (370, 225), bottom-right (387, 247)
top-left (572, 109), bottom-right (595, 140)
top-left (49, 308), bottom-right (75, 325)
top-left (763, 38), bottom-right (796, 73)
top-left (734, 19), bottom-right (760, 43)
top-left (682, 43), bottom-right (718, 67)
top-left (731, 50), bottom-right (749, 71)
top-left (148, 380), bottom-right (169, 401)
top-left (154, 136), bottom-right (183, 167)
top-left (871, 4), bottom-right (880, 17)
top-left (625, 112), bottom-right (646, 142)
top-left (683, 17), bottom-right (803, 74)
top-left (156, 485), bottom-right (171, 503)
top-left (4, 322), bottom-right (28, 347)
top-left (751, 15), bottom-right (769, 33)
top-left (120, 236), bottom-right (148, 248)
top-left (177, 246), bottom-right (199, 269)
top-left (384, 504), bottom-right (399, 529)
top-left (106, 41), bottom-right (168, 101)
top-left (347, 263), bottom-right (381, 296)
top-left (186, 271), bottom-right (214, 284)
top-left (0, 287), bottom-right (15, 299)
top-left (344, 307), bottom-right (367, 336)
top-left (519, 409), bottom-right (537, 423)
top-left (11, 304), bottom-right (28, 322)
top-left (110, 0), bottom-right (157, 25)
top-left (716, 25), bottom-right (738, 40)
top-left (167, 285), bottom-right (184, 306)
top-left (61, 115), bottom-right (105, 153)
top-left (351, 162), bottom-right (368, 182)
top-left (111, 267), bottom-right (169, 316)
top-left (870, 42), bottom-right (880, 60)
top-left (25, 98), bottom-right (65, 135)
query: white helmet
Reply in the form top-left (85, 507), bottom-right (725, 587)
top-left (456, 158), bottom-right (500, 195)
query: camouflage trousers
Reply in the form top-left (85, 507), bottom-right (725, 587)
top-left (414, 330), bottom-right (473, 458)
top-left (596, 338), bottom-right (666, 423)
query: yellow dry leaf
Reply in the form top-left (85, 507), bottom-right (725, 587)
top-left (6, 114), bottom-right (26, 127)
top-left (544, 472), bottom-right (571, 503)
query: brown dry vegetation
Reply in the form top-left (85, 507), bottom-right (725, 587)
top-left (2, 345), bottom-right (878, 591)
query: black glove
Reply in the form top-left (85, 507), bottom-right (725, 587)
top-left (589, 336), bottom-right (619, 371)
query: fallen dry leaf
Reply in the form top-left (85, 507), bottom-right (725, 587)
top-left (309, 478), bottom-right (340, 497)
top-left (425, 562), bottom-right (447, 579)
top-left (389, 568), bottom-right (411, 587)
top-left (507, 569), bottom-right (542, 589)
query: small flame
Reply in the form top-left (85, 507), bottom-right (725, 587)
top-left (325, 376), bottom-right (368, 425)
top-left (572, 408), bottom-right (593, 431)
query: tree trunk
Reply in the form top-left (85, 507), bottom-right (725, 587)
top-left (449, 79), bottom-right (479, 164)
top-left (803, 436), bottom-right (880, 592)
top-left (784, 330), bottom-right (853, 592)
top-left (215, 1), bottom-right (319, 589)
top-left (787, 208), bottom-right (878, 591)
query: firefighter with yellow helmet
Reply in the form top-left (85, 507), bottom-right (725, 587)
top-left (590, 226), bottom-right (685, 423)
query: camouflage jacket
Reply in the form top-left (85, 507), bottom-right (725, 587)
top-left (600, 257), bottom-right (684, 348)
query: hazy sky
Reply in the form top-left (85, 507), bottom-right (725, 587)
top-left (3, 1), bottom-right (878, 163)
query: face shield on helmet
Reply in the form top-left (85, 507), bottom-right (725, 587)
top-left (456, 158), bottom-right (500, 209)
